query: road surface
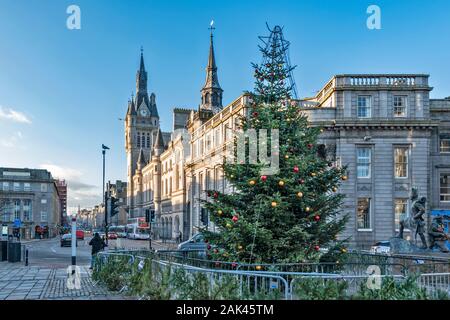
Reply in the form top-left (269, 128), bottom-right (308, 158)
top-left (24, 236), bottom-right (177, 268)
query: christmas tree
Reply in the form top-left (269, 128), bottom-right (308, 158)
top-left (201, 26), bottom-right (348, 264)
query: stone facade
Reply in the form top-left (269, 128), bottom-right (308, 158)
top-left (0, 167), bottom-right (61, 239)
top-left (125, 39), bottom-right (450, 247)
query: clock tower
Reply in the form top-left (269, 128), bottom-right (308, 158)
top-left (125, 49), bottom-right (160, 214)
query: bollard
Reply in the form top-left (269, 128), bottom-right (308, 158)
top-left (25, 249), bottom-right (29, 266)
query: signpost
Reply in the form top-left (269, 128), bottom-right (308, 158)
top-left (71, 216), bottom-right (76, 270)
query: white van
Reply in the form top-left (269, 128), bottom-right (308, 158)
top-left (126, 224), bottom-right (150, 240)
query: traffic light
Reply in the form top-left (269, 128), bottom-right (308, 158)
top-left (150, 210), bottom-right (155, 223)
top-left (145, 209), bottom-right (156, 223)
top-left (109, 196), bottom-right (120, 217)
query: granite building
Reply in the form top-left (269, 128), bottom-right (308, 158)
top-left (0, 167), bottom-right (61, 239)
top-left (125, 34), bottom-right (450, 247)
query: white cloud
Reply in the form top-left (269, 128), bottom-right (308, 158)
top-left (39, 164), bottom-right (101, 209)
top-left (0, 131), bottom-right (23, 148)
top-left (0, 106), bottom-right (32, 124)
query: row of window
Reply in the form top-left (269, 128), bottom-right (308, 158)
top-left (192, 123), bottom-right (234, 158)
top-left (2, 182), bottom-right (48, 192)
top-left (357, 95), bottom-right (408, 118)
top-left (356, 146), bottom-right (409, 179)
top-left (136, 132), bottom-right (151, 149)
top-left (0, 198), bottom-right (50, 222)
top-left (357, 198), bottom-right (408, 230)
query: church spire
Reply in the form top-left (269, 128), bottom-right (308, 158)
top-left (200, 21), bottom-right (223, 112)
top-left (136, 47), bottom-right (149, 108)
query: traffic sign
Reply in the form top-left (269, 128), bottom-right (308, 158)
top-left (13, 219), bottom-right (21, 228)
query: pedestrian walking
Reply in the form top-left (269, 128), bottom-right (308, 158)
top-left (88, 232), bottom-right (106, 269)
top-left (178, 231), bottom-right (182, 244)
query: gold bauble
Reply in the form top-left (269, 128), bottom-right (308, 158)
top-left (341, 175), bottom-right (348, 181)
top-left (249, 180), bottom-right (256, 186)
top-left (278, 180), bottom-right (285, 187)
top-left (297, 192), bottom-right (303, 198)
top-left (305, 207), bottom-right (311, 212)
top-left (271, 201), bottom-right (277, 207)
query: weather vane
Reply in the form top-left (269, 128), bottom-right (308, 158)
top-left (209, 20), bottom-right (215, 36)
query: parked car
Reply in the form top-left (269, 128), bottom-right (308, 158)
top-left (60, 234), bottom-right (77, 247)
top-left (370, 241), bottom-right (391, 254)
top-left (76, 230), bottom-right (85, 240)
top-left (178, 233), bottom-right (207, 251)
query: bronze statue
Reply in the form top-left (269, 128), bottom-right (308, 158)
top-left (399, 188), bottom-right (428, 249)
top-left (428, 216), bottom-right (450, 253)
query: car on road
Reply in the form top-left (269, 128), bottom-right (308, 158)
top-left (370, 241), bottom-right (391, 254)
top-left (60, 234), bottom-right (78, 247)
top-left (108, 232), bottom-right (118, 240)
top-left (110, 226), bottom-right (127, 238)
top-left (76, 230), bottom-right (85, 240)
top-left (178, 233), bottom-right (207, 251)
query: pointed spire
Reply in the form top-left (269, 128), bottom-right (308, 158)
top-left (201, 21), bottom-right (223, 112)
top-left (136, 47), bottom-right (148, 105)
top-left (137, 148), bottom-right (146, 169)
top-left (139, 46), bottom-right (146, 76)
top-left (127, 93), bottom-right (137, 115)
top-left (203, 22), bottom-right (221, 91)
top-left (154, 129), bottom-right (164, 149)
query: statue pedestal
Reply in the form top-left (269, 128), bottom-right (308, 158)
top-left (389, 237), bottom-right (427, 254)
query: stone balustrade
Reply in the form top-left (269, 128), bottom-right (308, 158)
top-left (315, 74), bottom-right (430, 103)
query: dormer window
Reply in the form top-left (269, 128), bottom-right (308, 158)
top-left (357, 96), bottom-right (371, 118)
top-left (393, 96), bottom-right (407, 117)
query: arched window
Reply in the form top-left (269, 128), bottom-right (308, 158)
top-left (137, 132), bottom-right (141, 148)
top-left (141, 134), bottom-right (145, 148)
top-left (205, 93), bottom-right (210, 104)
top-left (147, 133), bottom-right (150, 148)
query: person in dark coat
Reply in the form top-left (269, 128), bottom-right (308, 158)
top-left (89, 233), bottom-right (106, 269)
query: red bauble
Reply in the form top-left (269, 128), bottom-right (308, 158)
top-left (293, 166), bottom-right (299, 173)
top-left (207, 244), bottom-right (212, 250)
top-left (298, 179), bottom-right (305, 184)
top-left (253, 112), bottom-right (259, 117)
top-left (314, 215), bottom-right (321, 222)
top-left (307, 143), bottom-right (314, 149)
top-left (232, 215), bottom-right (239, 222)
top-left (314, 245), bottom-right (320, 251)
top-left (261, 175), bottom-right (267, 182)
top-left (213, 192), bottom-right (218, 198)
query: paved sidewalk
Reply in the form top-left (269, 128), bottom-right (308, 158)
top-left (0, 262), bottom-right (128, 300)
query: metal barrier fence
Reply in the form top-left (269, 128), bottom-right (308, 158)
top-left (95, 250), bottom-right (450, 300)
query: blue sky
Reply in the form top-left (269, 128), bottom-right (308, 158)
top-left (1, 0), bottom-right (449, 211)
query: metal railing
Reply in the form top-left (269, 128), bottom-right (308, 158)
top-left (94, 250), bottom-right (450, 300)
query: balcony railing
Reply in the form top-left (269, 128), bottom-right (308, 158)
top-left (315, 74), bottom-right (430, 104)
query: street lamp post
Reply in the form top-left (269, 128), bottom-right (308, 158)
top-left (102, 144), bottom-right (110, 246)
